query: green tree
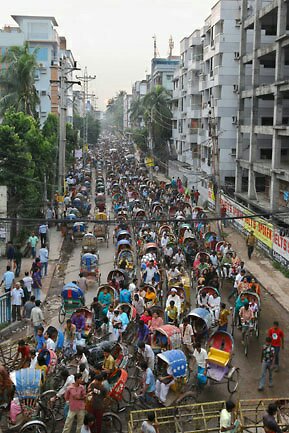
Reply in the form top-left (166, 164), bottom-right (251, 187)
top-left (0, 42), bottom-right (39, 117)
top-left (73, 114), bottom-right (101, 145)
top-left (129, 97), bottom-right (145, 128)
top-left (104, 91), bottom-right (126, 131)
top-left (142, 85), bottom-right (172, 160)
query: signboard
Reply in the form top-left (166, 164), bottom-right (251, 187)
top-left (220, 195), bottom-right (273, 255)
top-left (145, 157), bottom-right (154, 167)
top-left (75, 149), bottom-right (83, 159)
top-left (208, 182), bottom-right (216, 208)
top-left (273, 230), bottom-right (289, 267)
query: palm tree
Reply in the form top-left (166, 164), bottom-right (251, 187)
top-left (129, 97), bottom-right (144, 128)
top-left (142, 85), bottom-right (172, 159)
top-left (0, 42), bottom-right (39, 116)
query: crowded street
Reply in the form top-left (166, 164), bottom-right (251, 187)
top-left (1, 136), bottom-right (289, 433)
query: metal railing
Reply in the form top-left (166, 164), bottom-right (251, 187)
top-left (0, 292), bottom-right (11, 324)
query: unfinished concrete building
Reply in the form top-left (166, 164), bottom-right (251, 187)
top-left (235, 0), bottom-right (289, 222)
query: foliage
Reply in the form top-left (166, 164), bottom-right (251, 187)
top-left (0, 42), bottom-right (39, 117)
top-left (127, 127), bottom-right (148, 152)
top-left (73, 114), bottom-right (101, 145)
top-left (129, 98), bottom-right (145, 128)
top-left (104, 91), bottom-right (126, 131)
top-left (273, 260), bottom-right (289, 278)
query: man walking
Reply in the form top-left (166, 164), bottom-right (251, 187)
top-left (11, 282), bottom-right (24, 321)
top-left (268, 321), bottom-right (284, 372)
top-left (258, 337), bottom-right (275, 391)
top-left (62, 373), bottom-right (86, 433)
top-left (30, 300), bottom-right (45, 338)
top-left (39, 224), bottom-right (48, 248)
top-left (246, 230), bottom-right (256, 259)
top-left (14, 246), bottom-right (22, 278)
top-left (39, 244), bottom-right (49, 277)
top-left (1, 265), bottom-right (15, 318)
top-left (28, 232), bottom-right (39, 259)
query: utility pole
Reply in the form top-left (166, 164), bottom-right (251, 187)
top-left (208, 103), bottom-right (222, 236)
top-left (51, 57), bottom-right (81, 197)
top-left (76, 67), bottom-right (96, 146)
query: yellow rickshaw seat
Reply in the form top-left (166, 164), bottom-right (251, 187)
top-left (208, 347), bottom-right (230, 367)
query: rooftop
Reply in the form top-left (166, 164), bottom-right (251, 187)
top-left (11, 15), bottom-right (58, 26)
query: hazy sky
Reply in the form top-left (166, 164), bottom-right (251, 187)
top-left (1, 0), bottom-right (213, 109)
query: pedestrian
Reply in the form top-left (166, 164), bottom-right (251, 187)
top-left (218, 303), bottom-right (231, 332)
top-left (80, 413), bottom-right (95, 433)
top-left (28, 231), bottom-right (39, 259)
top-left (86, 374), bottom-right (107, 433)
top-left (11, 282), bottom-right (24, 321)
top-left (220, 401), bottom-right (237, 432)
top-left (6, 241), bottom-right (15, 267)
top-left (179, 317), bottom-right (194, 355)
top-left (32, 268), bottom-right (42, 301)
top-left (192, 342), bottom-right (208, 385)
top-left (221, 205), bottom-right (227, 228)
top-left (141, 412), bottom-right (159, 433)
top-left (78, 272), bottom-right (88, 292)
top-left (258, 336), bottom-right (275, 391)
top-left (14, 245), bottom-right (22, 278)
top-left (30, 299), bottom-right (45, 338)
top-left (138, 341), bottom-right (155, 371)
top-left (263, 403), bottom-right (283, 433)
top-left (1, 265), bottom-right (15, 317)
top-left (23, 295), bottom-right (35, 327)
top-left (23, 271), bottom-right (33, 300)
top-left (246, 230), bottom-right (256, 259)
top-left (39, 244), bottom-right (49, 277)
top-left (39, 223), bottom-right (48, 248)
top-left (62, 373), bottom-right (86, 433)
top-left (268, 321), bottom-right (284, 371)
top-left (194, 189), bottom-right (200, 205)
top-left (137, 361), bottom-right (156, 404)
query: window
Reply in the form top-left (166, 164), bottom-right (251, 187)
top-left (260, 149), bottom-right (272, 159)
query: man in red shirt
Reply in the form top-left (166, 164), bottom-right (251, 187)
top-left (12, 340), bottom-right (31, 369)
top-left (268, 321), bottom-right (284, 371)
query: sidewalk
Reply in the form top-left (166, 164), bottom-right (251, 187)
top-left (223, 226), bottom-right (289, 312)
top-left (0, 226), bottom-right (64, 316)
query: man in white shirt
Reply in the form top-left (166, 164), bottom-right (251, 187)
top-left (228, 269), bottom-right (245, 300)
top-left (208, 292), bottom-right (221, 321)
top-left (164, 245), bottom-right (174, 267)
top-left (128, 278), bottom-right (138, 294)
top-left (220, 401), bottom-right (237, 433)
top-left (11, 282), bottom-right (24, 321)
top-left (179, 317), bottom-right (194, 354)
top-left (138, 341), bottom-right (155, 371)
top-left (39, 245), bottom-right (49, 277)
top-left (173, 249), bottom-right (185, 265)
top-left (56, 369), bottom-right (75, 398)
top-left (166, 289), bottom-right (181, 316)
top-left (23, 272), bottom-right (33, 297)
top-left (193, 342), bottom-right (209, 385)
top-left (143, 261), bottom-right (157, 285)
top-left (161, 233), bottom-right (169, 249)
top-left (39, 224), bottom-right (48, 248)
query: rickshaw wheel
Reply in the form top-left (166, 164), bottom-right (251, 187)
top-left (102, 412), bottom-right (122, 433)
top-left (227, 368), bottom-right (239, 394)
top-left (58, 305), bottom-right (66, 324)
top-left (37, 403), bottom-right (56, 433)
top-left (19, 420), bottom-right (48, 433)
top-left (40, 390), bottom-right (64, 421)
top-left (176, 391), bottom-right (197, 406)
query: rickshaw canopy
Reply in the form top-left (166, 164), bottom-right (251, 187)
top-left (157, 349), bottom-right (187, 378)
top-left (61, 282), bottom-right (84, 300)
top-left (14, 368), bottom-right (42, 397)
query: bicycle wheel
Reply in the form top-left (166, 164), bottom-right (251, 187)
top-left (244, 332), bottom-right (249, 357)
top-left (126, 375), bottom-right (141, 392)
top-left (20, 420), bottom-right (48, 433)
top-left (40, 390), bottom-right (64, 421)
top-left (37, 402), bottom-right (56, 433)
top-left (227, 368), bottom-right (239, 394)
top-left (102, 412), bottom-right (122, 433)
top-left (58, 305), bottom-right (65, 324)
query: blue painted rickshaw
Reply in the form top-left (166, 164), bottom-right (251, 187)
top-left (72, 221), bottom-right (86, 239)
top-left (188, 307), bottom-right (213, 340)
top-left (58, 282), bottom-right (85, 324)
top-left (80, 252), bottom-right (100, 282)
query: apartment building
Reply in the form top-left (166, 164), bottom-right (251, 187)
top-left (172, 0), bottom-right (241, 203)
top-left (0, 15), bottom-right (76, 125)
top-left (235, 0), bottom-right (289, 222)
top-left (148, 57), bottom-right (180, 93)
top-left (123, 93), bottom-right (132, 129)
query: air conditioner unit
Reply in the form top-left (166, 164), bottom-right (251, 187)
top-left (233, 84), bottom-right (239, 93)
top-left (40, 90), bottom-right (47, 96)
top-left (231, 148), bottom-right (237, 157)
top-left (234, 52), bottom-right (240, 60)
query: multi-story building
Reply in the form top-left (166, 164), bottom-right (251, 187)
top-left (0, 15), bottom-right (76, 125)
top-left (171, 0), bottom-right (241, 202)
top-left (148, 57), bottom-right (180, 93)
top-left (235, 0), bottom-right (289, 222)
top-left (132, 79), bottom-right (148, 99)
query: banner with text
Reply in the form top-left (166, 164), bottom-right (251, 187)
top-left (273, 231), bottom-right (289, 267)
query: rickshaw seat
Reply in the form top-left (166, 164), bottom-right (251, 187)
top-left (208, 347), bottom-right (230, 367)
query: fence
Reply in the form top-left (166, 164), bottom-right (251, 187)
top-left (0, 292), bottom-right (11, 324)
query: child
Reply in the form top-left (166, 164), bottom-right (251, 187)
top-left (81, 413), bottom-right (95, 433)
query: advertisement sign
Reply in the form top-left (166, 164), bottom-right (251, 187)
top-left (208, 182), bottom-right (215, 208)
top-left (145, 157), bottom-right (154, 167)
top-left (220, 195), bottom-right (273, 255)
top-left (273, 230), bottom-right (289, 267)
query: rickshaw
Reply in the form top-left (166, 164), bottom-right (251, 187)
top-left (96, 284), bottom-right (119, 307)
top-left (69, 207), bottom-right (81, 218)
top-left (188, 307), bottom-right (214, 341)
top-left (116, 249), bottom-right (135, 277)
top-left (58, 282), bottom-right (85, 324)
top-left (107, 269), bottom-right (129, 288)
top-left (111, 183), bottom-right (121, 194)
top-left (116, 239), bottom-right (132, 255)
top-left (71, 307), bottom-right (93, 338)
top-left (86, 341), bottom-right (129, 371)
top-left (96, 184), bottom-right (105, 194)
top-left (179, 201), bottom-right (192, 215)
top-left (95, 193), bottom-right (106, 211)
top-left (197, 286), bottom-right (220, 307)
top-left (141, 242), bottom-right (160, 260)
top-left (135, 209), bottom-right (146, 220)
top-left (115, 303), bottom-right (137, 342)
top-left (151, 325), bottom-right (182, 353)
top-left (165, 286), bottom-right (187, 316)
top-left (94, 212), bottom-right (109, 247)
top-left (155, 349), bottom-right (195, 407)
top-left (80, 252), bottom-right (100, 282)
top-left (167, 270), bottom-right (191, 304)
top-left (206, 330), bottom-right (240, 393)
top-left (81, 232), bottom-right (98, 253)
top-left (72, 221), bottom-right (86, 239)
top-left (139, 284), bottom-right (158, 308)
top-left (193, 252), bottom-right (210, 278)
top-left (115, 229), bottom-right (131, 243)
top-left (178, 223), bottom-right (192, 242)
top-left (158, 224), bottom-right (174, 238)
top-left (8, 368), bottom-right (55, 433)
top-left (169, 205), bottom-right (178, 218)
top-left (216, 241), bottom-right (225, 252)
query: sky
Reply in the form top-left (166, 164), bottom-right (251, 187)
top-left (1, 0), bottom-right (213, 109)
